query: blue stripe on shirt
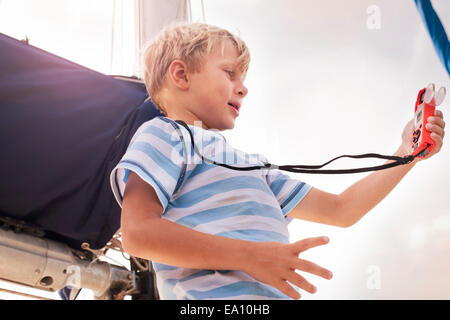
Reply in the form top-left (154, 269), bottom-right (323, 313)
top-left (128, 141), bottom-right (181, 181)
top-left (141, 123), bottom-right (182, 147)
top-left (175, 201), bottom-right (285, 228)
top-left (171, 176), bottom-right (269, 208)
top-left (216, 229), bottom-right (289, 244)
top-left (281, 182), bottom-right (312, 216)
top-left (269, 178), bottom-right (288, 198)
top-left (159, 270), bottom-right (217, 300)
top-left (137, 123), bottom-right (184, 157)
top-left (186, 162), bottom-right (216, 179)
top-left (118, 159), bottom-right (171, 205)
top-left (153, 262), bottom-right (178, 272)
top-left (186, 281), bottom-right (290, 300)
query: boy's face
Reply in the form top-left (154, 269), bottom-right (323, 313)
top-left (186, 40), bottom-right (248, 130)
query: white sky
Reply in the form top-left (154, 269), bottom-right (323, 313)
top-left (0, 0), bottom-right (449, 299)
top-left (207, 0), bottom-right (450, 299)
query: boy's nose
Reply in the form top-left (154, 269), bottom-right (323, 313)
top-left (236, 85), bottom-right (248, 98)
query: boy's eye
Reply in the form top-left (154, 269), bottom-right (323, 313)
top-left (225, 70), bottom-right (234, 77)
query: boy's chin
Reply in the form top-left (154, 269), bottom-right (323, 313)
top-left (203, 118), bottom-right (235, 131)
top-left (215, 120), bottom-right (235, 131)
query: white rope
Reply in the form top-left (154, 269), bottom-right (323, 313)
top-left (82, 231), bottom-right (149, 273)
top-left (201, 0), bottom-right (206, 22)
top-left (110, 0), bottom-right (117, 74)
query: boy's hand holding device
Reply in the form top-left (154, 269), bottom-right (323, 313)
top-left (400, 83), bottom-right (446, 161)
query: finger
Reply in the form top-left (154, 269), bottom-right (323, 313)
top-left (295, 258), bottom-right (333, 280)
top-left (277, 280), bottom-right (301, 300)
top-left (285, 271), bottom-right (317, 294)
top-left (293, 236), bottom-right (330, 254)
top-left (427, 116), bottom-right (446, 129)
top-left (431, 132), bottom-right (443, 147)
top-left (426, 123), bottom-right (445, 137)
top-left (434, 109), bottom-right (444, 118)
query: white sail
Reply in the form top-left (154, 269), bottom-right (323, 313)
top-left (111, 0), bottom-right (190, 78)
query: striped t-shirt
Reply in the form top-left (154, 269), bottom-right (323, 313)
top-left (110, 116), bottom-right (312, 299)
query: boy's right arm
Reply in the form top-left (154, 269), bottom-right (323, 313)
top-left (121, 171), bottom-right (333, 299)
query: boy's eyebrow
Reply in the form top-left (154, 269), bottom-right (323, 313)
top-left (220, 62), bottom-right (242, 73)
top-left (219, 59), bottom-right (238, 67)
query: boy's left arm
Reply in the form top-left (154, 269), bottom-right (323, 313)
top-left (288, 110), bottom-right (445, 227)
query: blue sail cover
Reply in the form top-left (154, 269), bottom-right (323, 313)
top-left (0, 32), bottom-right (163, 249)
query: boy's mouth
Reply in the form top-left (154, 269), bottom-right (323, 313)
top-left (227, 102), bottom-right (241, 112)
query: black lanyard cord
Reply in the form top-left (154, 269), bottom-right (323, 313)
top-left (175, 120), bottom-right (428, 174)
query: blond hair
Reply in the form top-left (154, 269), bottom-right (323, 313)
top-left (143, 22), bottom-right (250, 114)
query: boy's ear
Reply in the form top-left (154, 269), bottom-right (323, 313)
top-left (167, 60), bottom-right (190, 90)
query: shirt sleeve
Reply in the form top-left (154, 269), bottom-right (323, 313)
top-left (110, 118), bottom-right (186, 213)
top-left (266, 169), bottom-right (312, 218)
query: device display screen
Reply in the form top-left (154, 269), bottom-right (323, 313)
top-left (415, 104), bottom-right (423, 126)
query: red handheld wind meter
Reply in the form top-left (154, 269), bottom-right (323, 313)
top-left (412, 83), bottom-right (446, 159)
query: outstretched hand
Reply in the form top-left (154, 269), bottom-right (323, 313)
top-left (244, 236), bottom-right (333, 299)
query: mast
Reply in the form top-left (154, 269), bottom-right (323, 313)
top-left (135, 0), bottom-right (189, 78)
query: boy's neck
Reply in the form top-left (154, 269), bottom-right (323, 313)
top-left (159, 88), bottom-right (210, 130)
top-left (165, 109), bottom-right (210, 130)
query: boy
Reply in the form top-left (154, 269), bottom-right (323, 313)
top-left (110, 23), bottom-right (445, 300)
